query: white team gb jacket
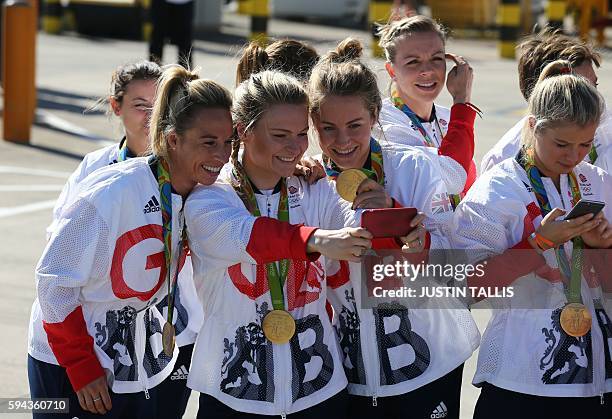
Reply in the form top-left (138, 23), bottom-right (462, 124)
top-left (322, 147), bottom-right (480, 397)
top-left (30, 144), bottom-right (202, 372)
top-left (480, 108), bottom-right (612, 174)
top-left (452, 158), bottom-right (612, 397)
top-left (375, 98), bottom-right (477, 194)
top-left (35, 157), bottom-right (199, 394)
top-left (184, 166), bottom-right (360, 416)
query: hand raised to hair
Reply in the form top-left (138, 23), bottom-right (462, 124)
top-left (445, 53), bottom-right (473, 105)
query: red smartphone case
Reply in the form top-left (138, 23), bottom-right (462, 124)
top-left (361, 208), bottom-right (418, 238)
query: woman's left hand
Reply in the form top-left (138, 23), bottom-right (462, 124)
top-left (446, 53), bottom-right (473, 105)
top-left (581, 212), bottom-right (612, 248)
top-left (399, 212), bottom-right (428, 253)
top-left (294, 156), bottom-right (326, 185)
top-left (352, 179), bottom-right (393, 210)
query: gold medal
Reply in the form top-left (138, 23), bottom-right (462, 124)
top-left (262, 310), bottom-right (296, 344)
top-left (336, 169), bottom-right (368, 202)
top-left (560, 303), bottom-right (592, 337)
top-left (162, 322), bottom-right (176, 356)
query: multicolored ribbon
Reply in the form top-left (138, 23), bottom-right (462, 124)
top-left (588, 146), bottom-right (598, 165)
top-left (230, 159), bottom-right (290, 311)
top-left (323, 137), bottom-right (385, 186)
top-left (391, 90), bottom-right (462, 209)
top-left (517, 150), bottom-right (584, 304)
top-left (117, 137), bottom-right (136, 162)
top-left (391, 90), bottom-right (442, 148)
top-left (156, 157), bottom-right (183, 326)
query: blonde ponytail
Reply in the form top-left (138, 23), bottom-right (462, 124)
top-left (150, 65), bottom-right (232, 158)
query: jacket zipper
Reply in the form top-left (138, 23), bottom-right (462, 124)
top-left (362, 308), bottom-right (380, 406)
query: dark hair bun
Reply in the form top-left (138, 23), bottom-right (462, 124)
top-left (328, 38), bottom-right (363, 63)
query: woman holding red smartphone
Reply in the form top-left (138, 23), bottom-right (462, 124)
top-left (305, 38), bottom-right (480, 419)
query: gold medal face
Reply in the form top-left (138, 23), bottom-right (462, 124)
top-left (336, 169), bottom-right (368, 202)
top-left (560, 303), bottom-right (592, 337)
top-left (162, 322), bottom-right (176, 356)
top-left (262, 310), bottom-right (296, 344)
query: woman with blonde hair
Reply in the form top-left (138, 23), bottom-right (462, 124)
top-left (452, 60), bottom-right (612, 418)
top-left (30, 65), bottom-right (233, 418)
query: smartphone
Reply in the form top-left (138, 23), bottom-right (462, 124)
top-left (564, 199), bottom-right (605, 220)
top-left (361, 208), bottom-right (418, 238)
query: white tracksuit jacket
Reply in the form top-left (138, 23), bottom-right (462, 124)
top-left (30, 143), bottom-right (202, 369)
top-left (452, 158), bottom-right (612, 397)
top-left (321, 147), bottom-right (480, 398)
top-left (375, 99), bottom-right (477, 194)
top-left (184, 166), bottom-right (360, 415)
top-left (35, 157), bottom-right (200, 394)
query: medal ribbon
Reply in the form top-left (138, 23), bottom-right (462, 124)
top-left (391, 89), bottom-right (440, 148)
top-left (230, 160), bottom-right (290, 311)
top-left (517, 151), bottom-right (583, 304)
top-left (156, 157), bottom-right (183, 325)
top-left (391, 90), bottom-right (462, 209)
top-left (117, 137), bottom-right (136, 162)
top-left (588, 146), bottom-right (598, 165)
top-left (323, 137), bottom-right (385, 186)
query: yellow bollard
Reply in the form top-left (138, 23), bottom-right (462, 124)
top-left (141, 0), bottom-right (152, 41)
top-left (2, 0), bottom-right (37, 143)
top-left (369, 0), bottom-right (393, 58)
top-left (497, 0), bottom-right (521, 59)
top-left (42, 0), bottom-right (62, 34)
top-left (546, 0), bottom-right (566, 30)
top-left (249, 0), bottom-right (268, 45)
top-left (238, 0), bottom-right (252, 15)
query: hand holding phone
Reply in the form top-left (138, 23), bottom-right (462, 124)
top-left (361, 208), bottom-right (417, 238)
top-left (564, 199), bottom-right (605, 220)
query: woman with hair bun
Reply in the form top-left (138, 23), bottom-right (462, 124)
top-left (307, 37), bottom-right (479, 419)
top-left (31, 65), bottom-right (234, 418)
top-left (452, 60), bottom-right (612, 418)
top-left (376, 15), bottom-right (478, 202)
top-left (235, 38), bottom-right (319, 86)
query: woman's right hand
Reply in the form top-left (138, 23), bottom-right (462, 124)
top-left (307, 227), bottom-right (373, 262)
top-left (76, 375), bottom-right (112, 414)
top-left (534, 208), bottom-right (599, 248)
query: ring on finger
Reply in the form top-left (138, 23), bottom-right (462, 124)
top-left (92, 397), bottom-right (102, 402)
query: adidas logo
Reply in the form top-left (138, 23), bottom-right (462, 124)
top-left (143, 196), bottom-right (161, 214)
top-left (430, 401), bottom-right (448, 418)
top-left (170, 365), bottom-right (189, 380)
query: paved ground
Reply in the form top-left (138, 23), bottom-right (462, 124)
top-left (0, 10), bottom-right (611, 418)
